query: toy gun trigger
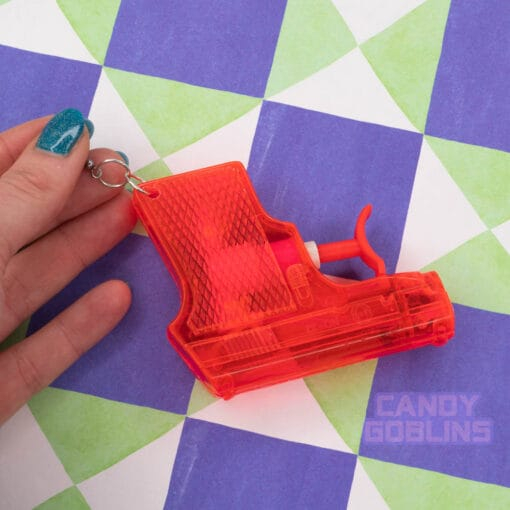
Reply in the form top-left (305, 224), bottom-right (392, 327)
top-left (314, 204), bottom-right (386, 277)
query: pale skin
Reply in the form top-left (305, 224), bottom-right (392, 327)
top-left (0, 116), bottom-right (137, 425)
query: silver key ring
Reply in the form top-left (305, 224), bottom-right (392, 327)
top-left (85, 158), bottom-right (150, 195)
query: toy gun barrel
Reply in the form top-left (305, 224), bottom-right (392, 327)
top-left (133, 162), bottom-right (454, 399)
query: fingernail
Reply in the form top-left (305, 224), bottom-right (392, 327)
top-left (116, 151), bottom-right (129, 165)
top-left (36, 108), bottom-right (85, 155)
top-left (84, 119), bottom-right (95, 138)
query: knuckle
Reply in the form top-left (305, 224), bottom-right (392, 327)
top-left (0, 132), bottom-right (16, 168)
top-left (56, 226), bottom-right (88, 272)
top-left (9, 344), bottom-right (44, 396)
top-left (3, 166), bottom-right (53, 202)
top-left (2, 271), bottom-right (33, 322)
top-left (55, 316), bottom-right (85, 359)
top-left (0, 243), bottom-right (10, 271)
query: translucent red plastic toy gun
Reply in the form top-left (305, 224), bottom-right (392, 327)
top-left (133, 162), bottom-right (455, 399)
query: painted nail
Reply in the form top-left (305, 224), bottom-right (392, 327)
top-left (36, 108), bottom-right (85, 155)
top-left (116, 151), bottom-right (129, 165)
top-left (84, 118), bottom-right (95, 138)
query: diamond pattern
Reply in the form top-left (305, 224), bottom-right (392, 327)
top-left (136, 165), bottom-right (295, 334)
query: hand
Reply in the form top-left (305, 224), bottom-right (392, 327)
top-left (0, 110), bottom-right (137, 425)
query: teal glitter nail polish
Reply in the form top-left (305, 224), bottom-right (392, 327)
top-left (36, 108), bottom-right (85, 155)
top-left (116, 151), bottom-right (129, 165)
top-left (84, 118), bottom-right (95, 138)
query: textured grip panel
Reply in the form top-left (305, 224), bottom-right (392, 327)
top-left (133, 163), bottom-right (295, 336)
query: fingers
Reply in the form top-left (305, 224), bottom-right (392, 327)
top-left (0, 116), bottom-right (51, 175)
top-left (50, 148), bottom-right (129, 230)
top-left (0, 280), bottom-right (131, 425)
top-left (1, 191), bottom-right (136, 339)
top-left (0, 109), bottom-right (90, 266)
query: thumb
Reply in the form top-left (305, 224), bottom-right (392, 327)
top-left (0, 109), bottom-right (92, 265)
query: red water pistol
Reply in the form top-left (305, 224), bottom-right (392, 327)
top-left (133, 162), bottom-right (455, 399)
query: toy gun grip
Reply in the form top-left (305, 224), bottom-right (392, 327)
top-left (132, 163), bottom-right (297, 337)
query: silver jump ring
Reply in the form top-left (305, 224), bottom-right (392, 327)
top-left (85, 158), bottom-right (150, 195)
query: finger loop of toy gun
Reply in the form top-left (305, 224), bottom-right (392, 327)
top-left (317, 204), bottom-right (386, 277)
